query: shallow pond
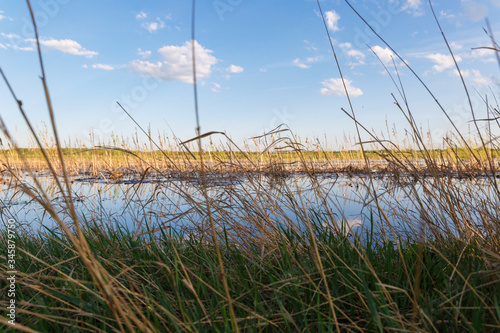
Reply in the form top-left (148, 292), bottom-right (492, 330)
top-left (1, 172), bottom-right (498, 242)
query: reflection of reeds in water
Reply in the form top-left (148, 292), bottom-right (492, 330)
top-left (0, 0), bottom-right (499, 331)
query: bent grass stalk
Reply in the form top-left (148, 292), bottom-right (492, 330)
top-left (0, 1), bottom-right (499, 332)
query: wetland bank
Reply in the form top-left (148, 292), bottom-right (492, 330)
top-left (1, 0), bottom-right (500, 332)
top-left (1, 143), bottom-right (500, 331)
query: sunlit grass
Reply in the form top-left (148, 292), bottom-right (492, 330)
top-left (1, 217), bottom-right (499, 332)
top-left (0, 0), bottom-right (499, 331)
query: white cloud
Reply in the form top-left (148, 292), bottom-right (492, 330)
top-left (304, 40), bottom-right (318, 51)
top-left (26, 38), bottom-right (98, 58)
top-left (1, 35), bottom-right (97, 56)
top-left (306, 56), bottom-right (322, 63)
top-left (138, 48), bottom-right (152, 59)
top-left (211, 83), bottom-right (221, 92)
top-left (136, 11), bottom-right (147, 20)
top-left (293, 58), bottom-right (310, 69)
top-left (325, 10), bottom-right (341, 32)
top-left (459, 47), bottom-right (497, 63)
top-left (402, 0), bottom-right (424, 15)
top-left (136, 12), bottom-right (167, 33)
top-left (320, 78), bottom-right (363, 97)
top-left (340, 42), bottom-right (365, 66)
top-left (471, 48), bottom-right (496, 58)
top-left (129, 40), bottom-right (218, 83)
top-left (481, 57), bottom-right (497, 63)
top-left (371, 45), bottom-right (395, 64)
top-left (453, 69), bottom-right (471, 78)
top-left (0, 43), bottom-right (6, 49)
top-left (404, 0), bottom-right (422, 10)
top-left (439, 10), bottom-right (456, 20)
top-left (425, 53), bottom-right (461, 72)
top-left (13, 45), bottom-right (35, 51)
top-left (0, 11), bottom-right (13, 21)
top-left (450, 42), bottom-right (463, 50)
top-left (470, 69), bottom-right (491, 85)
top-left (226, 64), bottom-right (244, 73)
top-left (142, 19), bottom-right (165, 33)
top-left (260, 68), bottom-right (267, 73)
top-left (92, 64), bottom-right (114, 71)
top-left (1, 33), bottom-right (20, 39)
top-left (452, 69), bottom-right (491, 85)
top-left (293, 56), bottom-right (322, 69)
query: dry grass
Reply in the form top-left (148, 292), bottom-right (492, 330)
top-left (0, 0), bottom-right (499, 331)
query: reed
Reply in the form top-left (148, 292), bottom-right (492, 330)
top-left (1, 217), bottom-right (499, 332)
top-left (0, 0), bottom-right (499, 331)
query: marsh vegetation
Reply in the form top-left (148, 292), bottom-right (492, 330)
top-left (1, 0), bottom-right (500, 332)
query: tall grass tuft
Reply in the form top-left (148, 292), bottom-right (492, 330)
top-left (0, 0), bottom-right (499, 332)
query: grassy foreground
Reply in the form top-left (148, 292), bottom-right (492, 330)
top-left (1, 219), bottom-right (499, 332)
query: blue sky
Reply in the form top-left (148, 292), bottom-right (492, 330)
top-left (0, 0), bottom-right (499, 149)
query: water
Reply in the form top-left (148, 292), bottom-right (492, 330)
top-left (1, 172), bottom-right (498, 242)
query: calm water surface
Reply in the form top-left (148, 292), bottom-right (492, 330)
top-left (1, 173), bottom-right (497, 241)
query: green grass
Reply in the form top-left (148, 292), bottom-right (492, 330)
top-left (1, 218), bottom-right (499, 332)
